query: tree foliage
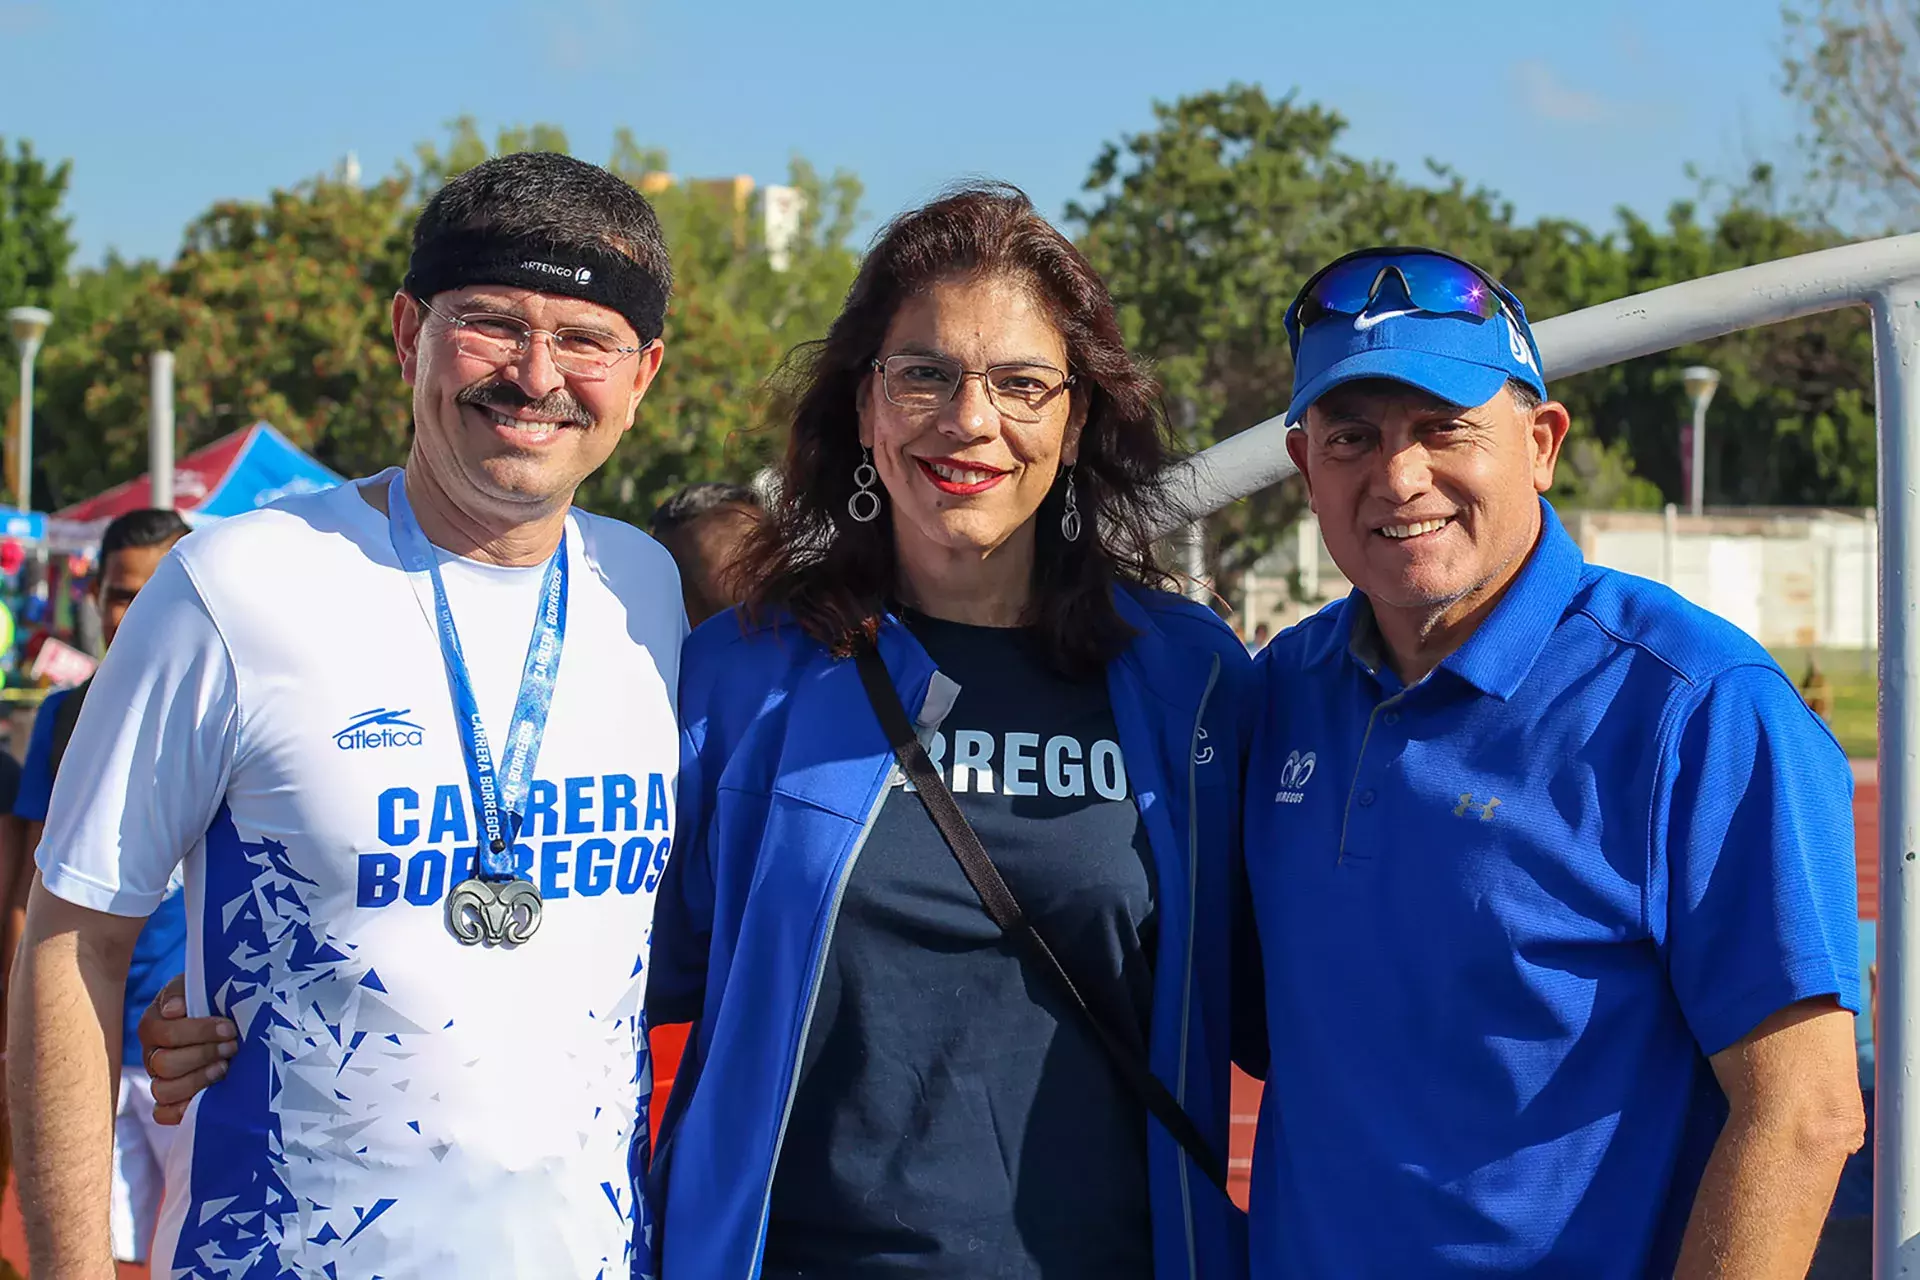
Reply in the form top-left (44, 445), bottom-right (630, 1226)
top-left (16, 121), bottom-right (862, 522)
top-left (1069, 86), bottom-right (1878, 605)
top-left (1534, 181), bottom-right (1876, 510)
top-left (1067, 86), bottom-right (1656, 590)
top-left (0, 138), bottom-right (73, 314)
top-left (0, 75), bottom-right (1887, 598)
top-left (0, 136), bottom-right (80, 477)
top-left (1784, 0), bottom-right (1920, 228)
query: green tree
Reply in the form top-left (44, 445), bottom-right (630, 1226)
top-left (1532, 179), bottom-right (1877, 510)
top-left (1067, 85), bottom-right (1651, 602)
top-left (0, 138), bottom-right (74, 312)
top-left (0, 137), bottom-right (79, 488)
top-left (1072, 86), bottom-right (1878, 619)
top-left (1783, 0), bottom-right (1920, 229)
top-left (26, 121), bottom-right (862, 524)
top-left (30, 171), bottom-right (414, 509)
top-left (582, 152), bottom-right (861, 519)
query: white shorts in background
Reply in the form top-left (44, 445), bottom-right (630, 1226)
top-left (111, 1064), bottom-right (175, 1264)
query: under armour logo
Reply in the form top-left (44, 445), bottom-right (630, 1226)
top-left (1454, 794), bottom-right (1501, 821)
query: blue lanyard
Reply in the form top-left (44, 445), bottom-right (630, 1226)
top-left (387, 470), bottom-right (568, 881)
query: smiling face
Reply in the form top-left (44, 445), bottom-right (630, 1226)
top-left (392, 284), bottom-right (665, 527)
top-left (1287, 379), bottom-right (1569, 631)
top-left (859, 272), bottom-right (1084, 590)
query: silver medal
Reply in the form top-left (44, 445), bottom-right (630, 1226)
top-left (446, 877), bottom-right (543, 946)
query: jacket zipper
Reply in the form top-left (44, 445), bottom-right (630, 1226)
top-left (748, 755), bottom-right (896, 1273)
top-left (1175, 653), bottom-right (1220, 1280)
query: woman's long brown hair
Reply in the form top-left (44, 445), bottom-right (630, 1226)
top-left (735, 183), bottom-right (1180, 679)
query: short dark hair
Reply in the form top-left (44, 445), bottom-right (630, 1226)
top-left (650, 483), bottom-right (761, 535)
top-left (99, 508), bottom-right (189, 563)
top-left (737, 184), bottom-right (1178, 678)
top-left (409, 152), bottom-right (673, 306)
top-left (1505, 378), bottom-right (1542, 412)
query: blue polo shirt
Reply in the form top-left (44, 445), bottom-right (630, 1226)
top-left (1245, 501), bottom-right (1860, 1277)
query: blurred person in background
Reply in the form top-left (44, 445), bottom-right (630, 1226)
top-left (13, 507), bottom-right (191, 1266)
top-left (650, 481), bottom-right (764, 626)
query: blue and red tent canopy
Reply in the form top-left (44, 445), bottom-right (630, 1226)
top-left (52, 422), bottom-right (343, 531)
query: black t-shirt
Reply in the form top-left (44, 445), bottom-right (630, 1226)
top-left (763, 614), bottom-right (1159, 1279)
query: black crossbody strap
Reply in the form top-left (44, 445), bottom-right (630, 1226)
top-left (854, 646), bottom-right (1231, 1194)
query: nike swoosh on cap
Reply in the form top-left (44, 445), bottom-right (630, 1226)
top-left (1353, 308), bottom-right (1416, 332)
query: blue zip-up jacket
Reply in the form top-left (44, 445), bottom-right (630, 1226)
top-left (646, 584), bottom-right (1253, 1280)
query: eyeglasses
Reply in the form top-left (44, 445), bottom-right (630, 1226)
top-left (417, 297), bottom-right (649, 382)
top-left (1284, 247), bottom-right (1539, 365)
top-left (871, 354), bottom-right (1075, 424)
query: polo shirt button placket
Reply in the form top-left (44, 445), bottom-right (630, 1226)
top-left (1340, 693), bottom-right (1408, 863)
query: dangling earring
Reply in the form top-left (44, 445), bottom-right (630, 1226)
top-left (848, 448), bottom-right (882, 524)
top-left (1060, 464), bottom-right (1082, 542)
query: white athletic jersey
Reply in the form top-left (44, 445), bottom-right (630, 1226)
top-left (37, 472), bottom-right (685, 1279)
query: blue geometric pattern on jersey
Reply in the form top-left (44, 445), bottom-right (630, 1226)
top-left (171, 803), bottom-right (420, 1278)
top-left (629, 938), bottom-right (656, 1280)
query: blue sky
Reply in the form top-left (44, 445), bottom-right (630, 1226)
top-left (1, 0), bottom-right (1800, 267)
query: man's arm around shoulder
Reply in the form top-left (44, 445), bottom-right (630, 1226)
top-left (8, 877), bottom-right (147, 1277)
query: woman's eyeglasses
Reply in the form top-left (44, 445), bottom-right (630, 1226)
top-left (872, 354), bottom-right (1074, 424)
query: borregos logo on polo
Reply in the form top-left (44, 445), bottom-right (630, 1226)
top-left (1275, 749), bottom-right (1316, 805)
top-left (334, 708), bottom-right (426, 751)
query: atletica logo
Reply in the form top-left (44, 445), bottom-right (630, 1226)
top-left (1274, 749), bottom-right (1316, 804)
top-left (334, 707), bottom-right (426, 751)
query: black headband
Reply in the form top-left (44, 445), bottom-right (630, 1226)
top-left (403, 231), bottom-right (670, 342)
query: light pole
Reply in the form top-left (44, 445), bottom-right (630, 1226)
top-left (1682, 365), bottom-right (1719, 517)
top-left (7, 306), bottom-right (53, 513)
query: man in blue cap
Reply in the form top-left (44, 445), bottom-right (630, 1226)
top-left (1245, 246), bottom-right (1864, 1277)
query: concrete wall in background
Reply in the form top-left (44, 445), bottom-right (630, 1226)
top-left (1245, 506), bottom-right (1880, 650)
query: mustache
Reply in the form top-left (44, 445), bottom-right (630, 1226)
top-left (455, 379), bottom-right (594, 429)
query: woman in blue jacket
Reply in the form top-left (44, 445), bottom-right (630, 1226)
top-left (646, 184), bottom-right (1252, 1280)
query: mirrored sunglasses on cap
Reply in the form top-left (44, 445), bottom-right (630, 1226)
top-left (1285, 247), bottom-right (1522, 347)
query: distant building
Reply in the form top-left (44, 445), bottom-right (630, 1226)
top-left (761, 185), bottom-right (804, 271)
top-left (635, 173), bottom-right (806, 270)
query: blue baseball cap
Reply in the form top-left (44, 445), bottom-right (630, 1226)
top-left (1283, 247), bottom-right (1546, 425)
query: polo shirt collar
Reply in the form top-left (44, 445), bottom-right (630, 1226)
top-left (1334, 498), bottom-right (1584, 701)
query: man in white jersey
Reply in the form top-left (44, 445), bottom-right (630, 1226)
top-left (8, 151), bottom-right (684, 1279)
